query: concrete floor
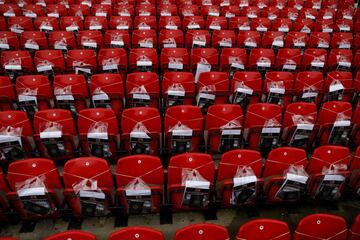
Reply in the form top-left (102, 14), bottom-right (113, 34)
top-left (1, 197), bottom-right (359, 240)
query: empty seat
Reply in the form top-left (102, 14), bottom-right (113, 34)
top-left (293, 71), bottom-right (324, 105)
top-left (84, 16), bottom-right (108, 31)
top-left (159, 30), bottom-right (184, 50)
top-left (77, 30), bottom-right (104, 51)
top-left (33, 109), bottom-right (77, 160)
top-left (98, 48), bottom-right (128, 79)
top-left (303, 49), bottom-right (328, 72)
top-left (109, 16), bottom-right (133, 31)
top-left (324, 71), bottom-right (353, 102)
top-left (44, 230), bottom-right (96, 240)
top-left (63, 157), bottom-right (114, 217)
top-left (294, 214), bottom-right (348, 240)
top-left (16, 75), bottom-right (53, 119)
top-left (92, 4), bottom-right (112, 18)
top-left (104, 30), bottom-right (131, 50)
top-left (132, 30), bottom-right (157, 49)
top-left (48, 31), bottom-right (77, 52)
top-left (231, 71), bottom-right (262, 109)
top-left (211, 30), bottom-right (236, 50)
top-left (134, 16), bottom-right (157, 30)
top-left (77, 109), bottom-right (119, 159)
top-left (284, 32), bottom-right (308, 49)
top-left (219, 48), bottom-right (247, 79)
top-left (206, 16), bottom-right (227, 32)
top-left (158, 16), bottom-right (182, 31)
top-left (248, 48), bottom-right (275, 72)
top-left (282, 102), bottom-right (318, 148)
top-left (243, 103), bottom-right (282, 153)
top-left (0, 111), bottom-right (35, 162)
top-left (53, 74), bottom-right (89, 117)
top-left (327, 49), bottom-right (353, 72)
top-left (331, 32), bottom-right (353, 49)
top-left (89, 73), bottom-right (124, 117)
top-left (109, 227), bottom-right (164, 240)
top-left (316, 101), bottom-right (352, 146)
top-left (183, 16), bottom-right (205, 31)
top-left (307, 146), bottom-right (351, 201)
top-left (217, 149), bottom-right (262, 206)
top-left (185, 30), bottom-right (211, 49)
top-left (7, 158), bottom-right (62, 220)
top-left (0, 31), bottom-right (19, 50)
top-left (164, 106), bottom-right (203, 154)
top-left (121, 107), bottom-right (161, 155)
top-left (67, 49), bottom-right (97, 82)
top-left (205, 104), bottom-right (243, 153)
top-left (167, 153), bottom-right (214, 210)
top-left (135, 5), bottom-right (156, 17)
top-left (237, 31), bottom-right (261, 50)
top-left (59, 16), bottom-right (84, 32)
top-left (308, 32), bottom-right (330, 49)
top-left (158, 4), bottom-right (178, 17)
top-left (34, 50), bottom-right (66, 82)
top-left (229, 17), bottom-right (250, 33)
top-left (190, 48), bottom-right (218, 83)
top-left (263, 147), bottom-right (308, 203)
top-left (275, 48), bottom-right (302, 73)
top-left (174, 223), bottom-right (229, 240)
top-left (116, 155), bottom-right (164, 214)
top-left (162, 72), bottom-right (195, 108)
top-left (113, 4), bottom-right (134, 18)
top-left (126, 72), bottom-right (160, 108)
top-left (236, 219), bottom-right (290, 240)
top-left (68, 4), bottom-right (91, 19)
top-left (160, 48), bottom-right (189, 73)
top-left (46, 4), bottom-right (67, 18)
top-left (34, 17), bottom-right (59, 33)
top-left (272, 18), bottom-right (292, 33)
top-left (262, 71), bottom-right (294, 108)
top-left (1, 51), bottom-right (34, 83)
top-left (8, 16), bottom-right (33, 34)
top-left (129, 48), bottom-right (158, 73)
top-left (262, 31), bottom-right (284, 49)
top-left (349, 214), bottom-right (360, 240)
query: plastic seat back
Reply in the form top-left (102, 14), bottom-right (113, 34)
top-left (160, 48), bottom-right (189, 74)
top-left (162, 72), bottom-right (195, 108)
top-left (1, 51), bottom-right (34, 83)
top-left (109, 227), bottom-right (164, 240)
top-left (294, 71), bottom-right (324, 105)
top-left (129, 48), bottom-right (158, 73)
top-left (174, 223), bottom-right (229, 240)
top-left (263, 71), bottom-right (294, 108)
top-left (190, 48), bottom-right (219, 83)
top-left (44, 230), bottom-right (96, 240)
top-left (236, 219), bottom-right (290, 240)
top-left (231, 71), bottom-right (262, 109)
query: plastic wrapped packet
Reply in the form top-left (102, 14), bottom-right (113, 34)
top-left (228, 56), bottom-right (245, 80)
top-left (272, 36), bottom-right (284, 50)
top-left (129, 122), bottom-right (151, 154)
top-left (36, 59), bottom-right (55, 82)
top-left (219, 121), bottom-right (242, 153)
top-left (336, 54), bottom-right (351, 71)
top-left (197, 84), bottom-right (216, 113)
top-left (288, 114), bottom-right (315, 147)
top-left (92, 88), bottom-right (111, 109)
top-left (256, 56), bottom-right (271, 71)
top-left (136, 55), bottom-right (153, 72)
top-left (125, 178), bottom-right (152, 214)
top-left (87, 122), bottom-right (112, 158)
top-left (328, 79), bottom-right (345, 101)
top-left (0, 126), bottom-right (24, 161)
top-left (328, 113), bottom-right (351, 145)
top-left (194, 58), bottom-right (211, 83)
top-left (81, 36), bottom-right (98, 50)
top-left (166, 83), bottom-right (186, 107)
top-left (266, 81), bottom-right (285, 105)
top-left (24, 39), bottom-right (39, 51)
top-left (73, 179), bottom-right (108, 217)
top-left (310, 55), bottom-right (326, 71)
top-left (168, 57), bottom-right (183, 71)
top-left (16, 177), bottom-right (55, 215)
top-left (89, 20), bottom-right (102, 31)
top-left (259, 118), bottom-right (281, 150)
top-left (218, 37), bottom-right (232, 49)
top-left (232, 81), bottom-right (253, 109)
top-left (192, 35), bottom-right (207, 49)
top-left (73, 61), bottom-right (92, 83)
top-left (170, 122), bottom-right (193, 154)
top-left (39, 21), bottom-right (53, 34)
top-left (102, 57), bottom-right (119, 73)
top-left (139, 38), bottom-right (153, 48)
top-left (315, 164), bottom-right (347, 201)
top-left (54, 86), bottom-right (77, 117)
top-left (4, 57), bottom-right (22, 83)
top-left (163, 38), bottom-right (177, 48)
top-left (231, 166), bottom-right (257, 205)
top-left (181, 169), bottom-right (210, 208)
top-left (18, 88), bottom-right (38, 118)
top-left (110, 34), bottom-right (124, 48)
top-left (130, 85), bottom-right (151, 107)
top-left (301, 86), bottom-right (318, 103)
top-left (275, 165), bottom-right (309, 200)
top-left (39, 121), bottom-right (67, 158)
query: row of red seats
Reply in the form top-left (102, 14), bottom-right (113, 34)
top-left (0, 13), bottom-right (359, 33)
top-left (0, 146), bottom-right (359, 220)
top-left (1, 214), bottom-right (360, 240)
top-left (0, 1), bottom-right (359, 20)
top-left (1, 100), bottom-right (360, 161)
top-left (1, 29), bottom-right (359, 53)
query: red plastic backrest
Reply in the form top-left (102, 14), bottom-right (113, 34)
top-left (77, 108), bottom-right (118, 135)
top-left (121, 107), bottom-right (161, 134)
top-left (174, 223), bottom-right (229, 240)
top-left (33, 109), bottom-right (76, 135)
top-left (109, 227), bottom-right (164, 240)
top-left (44, 230), bottom-right (96, 240)
top-left (164, 105), bottom-right (203, 132)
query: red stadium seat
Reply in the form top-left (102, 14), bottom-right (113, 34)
top-left (275, 48), bottom-right (302, 72)
top-left (180, 5), bottom-right (199, 18)
top-left (129, 48), bottom-right (158, 73)
top-left (121, 107), bottom-right (161, 155)
top-left (205, 16), bottom-right (227, 32)
top-left (68, 4), bottom-right (91, 19)
top-left (229, 17), bottom-right (250, 33)
top-left (292, 18), bottom-right (313, 33)
top-left (316, 101), bottom-right (352, 145)
top-left (164, 106), bottom-right (203, 154)
top-left (91, 4), bottom-right (112, 17)
top-left (15, 75), bottom-right (53, 118)
top-left (109, 227), bottom-right (164, 240)
top-left (323, 71), bottom-right (353, 102)
top-left (46, 4), bottom-right (67, 18)
top-left (168, 153), bottom-right (214, 210)
top-left (84, 16), bottom-right (108, 31)
top-left (201, 6), bottom-right (221, 18)
top-left (6, 158), bottom-right (62, 220)
top-left (44, 230), bottom-right (96, 240)
top-left (243, 103), bottom-right (282, 152)
top-left (219, 48), bottom-right (246, 79)
top-left (0, 111), bottom-right (35, 161)
top-left (98, 48), bottom-right (128, 79)
top-left (299, 8), bottom-right (318, 20)
top-left (217, 149), bottom-right (262, 206)
top-left (159, 30), bottom-right (184, 50)
top-left (0, 76), bottom-right (17, 111)
top-left (174, 223), bottom-right (229, 240)
top-left (77, 109), bottom-right (119, 159)
top-left (53, 74), bottom-right (89, 116)
top-left (205, 104), bottom-right (243, 153)
top-left (349, 214), bottom-right (360, 240)
top-left (185, 30), bottom-right (211, 49)
top-left (250, 17), bottom-right (271, 33)
top-left (113, 4), bottom-right (134, 18)
top-left (313, 19), bottom-right (334, 33)
top-left (158, 4), bottom-right (178, 17)
top-left (0, 4), bottom-right (21, 17)
top-left (263, 72), bottom-right (294, 108)
top-left (231, 71), bottom-right (262, 109)
top-left (331, 32), bottom-right (353, 49)
top-left (89, 73), bottom-right (124, 117)
top-left (33, 109), bottom-right (77, 160)
top-left (63, 157), bottom-right (114, 217)
top-left (0, 31), bottom-right (19, 51)
top-left (20, 31), bottom-right (48, 52)
top-left (308, 32), bottom-right (330, 49)
top-left (236, 219), bottom-right (290, 240)
top-left (183, 16), bottom-right (205, 31)
top-left (77, 30), bottom-right (104, 52)
top-left (293, 71), bottom-right (324, 105)
top-left (263, 147), bottom-right (308, 203)
top-left (162, 72), bottom-right (195, 107)
top-left (334, 19), bottom-right (353, 33)
top-left (34, 17), bottom-right (59, 33)
top-left (262, 31), bottom-right (284, 49)
top-left (132, 30), bottom-right (157, 49)
top-left (211, 30), bottom-right (236, 50)
top-left (160, 48), bottom-right (189, 73)
top-left (271, 18), bottom-right (292, 33)
top-left (282, 102), bottom-right (318, 148)
top-left (48, 31), bottom-right (77, 52)
top-left (34, 50), bottom-right (66, 82)
top-left (307, 146), bottom-right (351, 201)
top-left (190, 48), bottom-right (218, 82)
top-left (237, 31), bottom-right (261, 50)
top-left (248, 48), bottom-right (275, 72)
top-left (135, 5), bottom-right (156, 17)
top-left (327, 49), bottom-right (353, 72)
top-left (221, 6), bottom-right (240, 19)
top-left (134, 16), bottom-right (157, 30)
top-left (126, 72), bottom-right (159, 108)
top-left (60, 16), bottom-right (84, 32)
top-left (109, 16), bottom-right (133, 31)
top-left (67, 49), bottom-right (97, 82)
top-left (242, 6), bottom-right (261, 19)
top-left (159, 16), bottom-right (182, 31)
top-left (116, 155), bottom-right (164, 213)
top-left (294, 214), bottom-right (347, 240)
top-left (1, 50), bottom-right (34, 83)
top-left (281, 8), bottom-right (300, 22)
top-left (303, 49), bottom-right (328, 72)
top-left (8, 17), bottom-right (33, 35)
top-left (104, 30), bottom-right (131, 50)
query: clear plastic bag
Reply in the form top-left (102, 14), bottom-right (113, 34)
top-left (167, 57), bottom-right (183, 71)
top-left (192, 35), bottom-right (207, 48)
top-left (54, 86), bottom-right (77, 116)
top-left (328, 79), bottom-right (344, 101)
top-left (197, 84), bottom-right (216, 113)
top-left (165, 83), bottom-right (186, 107)
top-left (87, 122), bottom-right (111, 158)
top-left (336, 54), bottom-right (351, 71)
top-left (310, 55), bottom-right (325, 70)
top-left (181, 169), bottom-right (210, 208)
top-left (266, 81), bottom-right (285, 105)
top-left (136, 55), bottom-right (153, 72)
top-left (130, 122), bottom-right (151, 154)
top-left (275, 165), bottom-right (309, 200)
top-left (130, 85), bottom-right (151, 107)
top-left (125, 178), bottom-right (152, 214)
top-left (102, 57), bottom-right (119, 73)
top-left (73, 61), bottom-right (92, 83)
top-left (92, 88), bottom-right (112, 109)
top-left (328, 113), bottom-right (351, 145)
top-left (89, 20), bottom-right (102, 31)
top-left (73, 179), bottom-right (108, 216)
top-left (24, 39), bottom-right (39, 51)
top-left (256, 57), bottom-right (271, 70)
top-left (0, 126), bottom-right (24, 161)
top-left (81, 36), bottom-right (98, 50)
top-left (16, 177), bottom-right (55, 215)
top-left (39, 121), bottom-right (67, 158)
top-left (36, 59), bottom-right (55, 82)
top-left (228, 56), bottom-right (245, 79)
top-left (4, 57), bottom-right (22, 82)
top-left (219, 121), bottom-right (242, 153)
top-left (259, 118), bottom-right (281, 150)
top-left (231, 166), bottom-right (257, 205)
top-left (288, 114), bottom-right (315, 148)
top-left (163, 37), bottom-right (177, 48)
top-left (301, 86), bottom-right (318, 103)
top-left (232, 81), bottom-right (253, 109)
top-left (194, 58), bottom-right (211, 83)
top-left (139, 38), bottom-right (153, 48)
top-left (110, 34), bottom-right (124, 48)
top-left (170, 122), bottom-right (193, 154)
top-left (315, 164), bottom-right (347, 201)
top-left (18, 88), bottom-right (38, 118)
